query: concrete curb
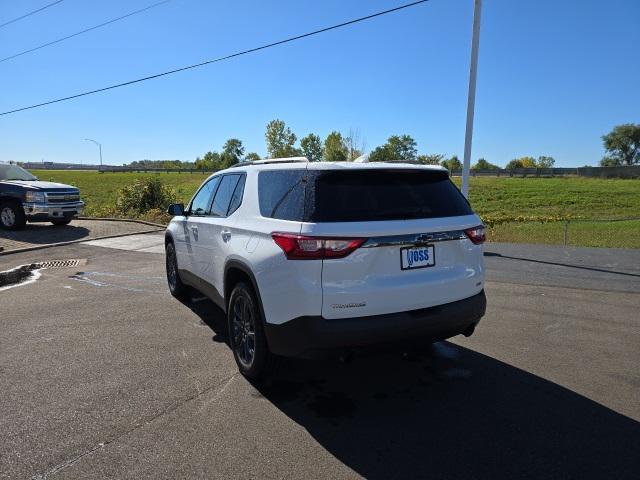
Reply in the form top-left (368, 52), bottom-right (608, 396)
top-left (78, 217), bottom-right (168, 228)
top-left (0, 228), bottom-right (164, 256)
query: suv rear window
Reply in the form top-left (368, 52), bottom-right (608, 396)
top-left (305, 169), bottom-right (472, 222)
top-left (258, 168), bottom-right (472, 223)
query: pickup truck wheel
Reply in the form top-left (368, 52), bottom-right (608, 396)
top-left (0, 201), bottom-right (26, 230)
top-left (165, 241), bottom-right (189, 300)
top-left (51, 219), bottom-right (72, 226)
top-left (228, 282), bottom-right (278, 380)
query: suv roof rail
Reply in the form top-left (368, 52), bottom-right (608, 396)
top-left (229, 157), bottom-right (309, 168)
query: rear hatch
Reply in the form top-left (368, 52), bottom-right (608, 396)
top-left (299, 167), bottom-right (485, 319)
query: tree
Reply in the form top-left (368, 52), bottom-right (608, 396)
top-left (344, 128), bottom-right (365, 161)
top-left (220, 138), bottom-right (244, 168)
top-left (161, 160), bottom-right (183, 169)
top-left (127, 159), bottom-right (195, 169)
top-left (417, 154), bottom-right (445, 165)
top-left (505, 159), bottom-right (523, 170)
top-left (388, 135), bottom-right (417, 161)
top-left (324, 131), bottom-right (348, 162)
top-left (245, 152), bottom-right (261, 162)
top-left (368, 134), bottom-right (418, 162)
top-left (536, 156), bottom-right (555, 168)
top-left (601, 124), bottom-right (640, 165)
top-left (506, 156), bottom-right (536, 170)
top-left (300, 133), bottom-right (323, 162)
top-left (366, 145), bottom-right (387, 163)
top-left (600, 156), bottom-right (620, 167)
top-left (440, 155), bottom-right (462, 171)
top-left (471, 158), bottom-right (499, 170)
top-left (223, 138), bottom-right (244, 160)
top-left (265, 119), bottom-right (299, 158)
top-left (195, 151), bottom-right (221, 170)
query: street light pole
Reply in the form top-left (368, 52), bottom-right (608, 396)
top-left (84, 138), bottom-right (102, 168)
top-left (461, 0), bottom-right (482, 198)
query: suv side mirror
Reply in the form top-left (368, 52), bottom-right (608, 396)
top-left (167, 203), bottom-right (185, 216)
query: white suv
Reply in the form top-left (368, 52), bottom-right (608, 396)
top-left (165, 159), bottom-right (486, 378)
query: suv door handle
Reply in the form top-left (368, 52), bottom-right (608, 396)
top-left (221, 230), bottom-right (231, 242)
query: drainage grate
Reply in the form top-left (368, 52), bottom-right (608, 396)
top-left (35, 259), bottom-right (87, 269)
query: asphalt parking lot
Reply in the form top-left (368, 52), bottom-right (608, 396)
top-left (1, 235), bottom-right (639, 479)
top-left (0, 219), bottom-right (162, 254)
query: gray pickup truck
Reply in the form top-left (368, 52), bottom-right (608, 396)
top-left (0, 164), bottom-right (84, 230)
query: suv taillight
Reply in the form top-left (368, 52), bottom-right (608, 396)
top-left (272, 232), bottom-right (366, 260)
top-left (464, 225), bottom-right (486, 245)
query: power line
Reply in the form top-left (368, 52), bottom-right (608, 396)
top-left (0, 0), bottom-right (65, 29)
top-left (1, 0), bottom-right (173, 63)
top-left (0, 0), bottom-right (430, 117)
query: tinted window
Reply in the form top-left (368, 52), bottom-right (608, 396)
top-left (305, 169), bottom-right (472, 222)
top-left (0, 164), bottom-right (36, 181)
top-left (211, 174), bottom-right (241, 217)
top-left (258, 170), bottom-right (306, 221)
top-left (190, 176), bottom-right (220, 216)
top-left (227, 175), bottom-right (246, 216)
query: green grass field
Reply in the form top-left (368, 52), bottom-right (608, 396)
top-left (31, 170), bottom-right (640, 248)
top-left (32, 170), bottom-right (206, 217)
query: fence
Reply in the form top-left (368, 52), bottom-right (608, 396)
top-left (486, 217), bottom-right (640, 249)
top-left (575, 166), bottom-right (640, 178)
top-left (450, 166), bottom-right (640, 178)
top-left (99, 166), bottom-right (640, 177)
top-left (22, 164), bottom-right (215, 174)
top-left (21, 163), bottom-right (640, 178)
top-left (97, 166), bottom-right (214, 174)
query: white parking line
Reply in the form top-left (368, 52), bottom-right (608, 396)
top-left (0, 266), bottom-right (42, 292)
top-left (83, 233), bottom-right (165, 254)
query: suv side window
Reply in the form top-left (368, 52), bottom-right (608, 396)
top-left (211, 174), bottom-right (241, 217)
top-left (189, 176), bottom-right (221, 216)
top-left (258, 170), bottom-right (306, 221)
top-left (226, 175), bottom-right (246, 216)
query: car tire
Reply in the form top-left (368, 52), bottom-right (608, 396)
top-left (51, 219), bottom-right (72, 226)
top-left (0, 200), bottom-right (26, 231)
top-left (227, 281), bottom-right (278, 380)
top-left (165, 241), bottom-right (189, 300)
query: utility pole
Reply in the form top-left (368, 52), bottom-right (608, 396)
top-left (84, 138), bottom-right (103, 168)
top-left (461, 0), bottom-right (482, 198)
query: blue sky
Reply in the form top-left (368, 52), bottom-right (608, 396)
top-left (0, 0), bottom-right (638, 167)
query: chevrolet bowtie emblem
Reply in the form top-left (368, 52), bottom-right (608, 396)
top-left (415, 234), bottom-right (433, 244)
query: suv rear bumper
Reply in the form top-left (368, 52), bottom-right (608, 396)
top-left (264, 290), bottom-right (486, 358)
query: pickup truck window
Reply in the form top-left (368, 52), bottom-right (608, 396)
top-left (0, 165), bottom-right (36, 181)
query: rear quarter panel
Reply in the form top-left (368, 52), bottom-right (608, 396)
top-left (226, 170), bottom-right (323, 325)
